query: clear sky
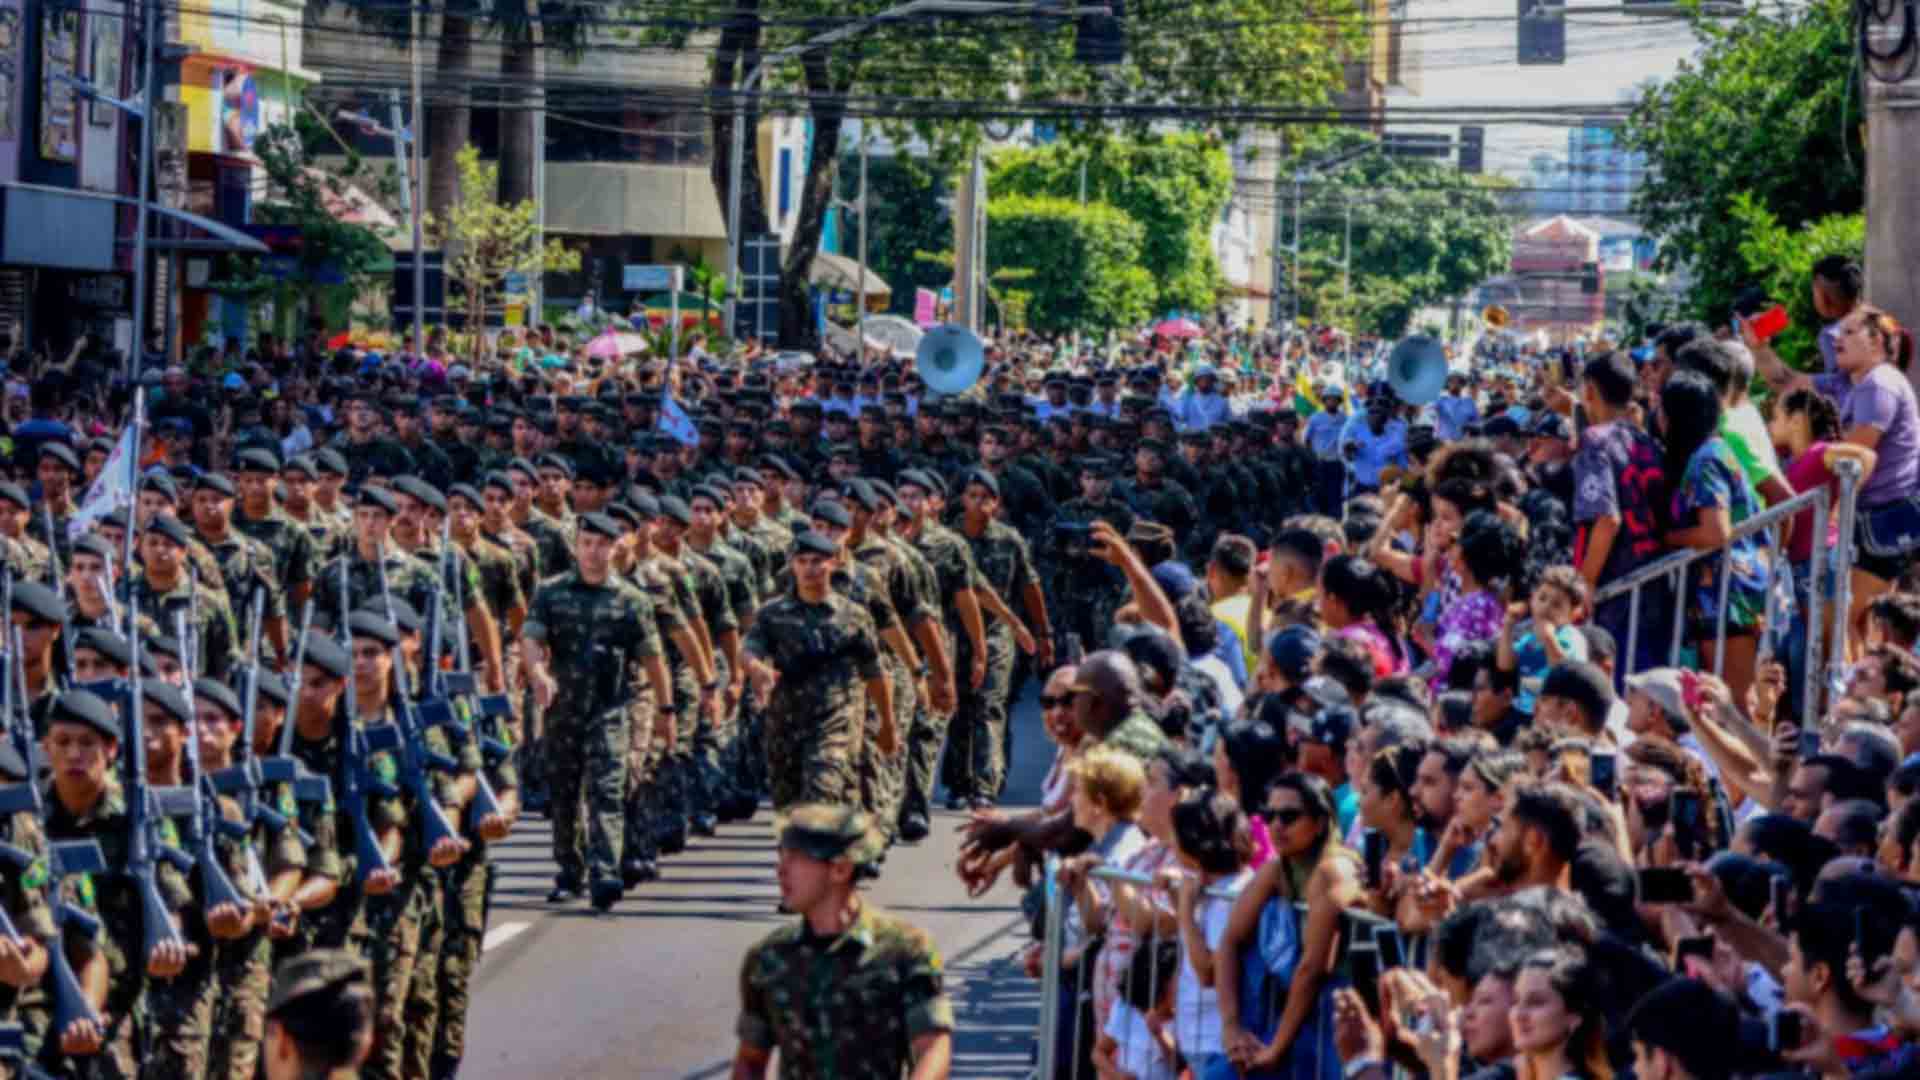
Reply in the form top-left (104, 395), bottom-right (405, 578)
top-left (1386, 0), bottom-right (1705, 177)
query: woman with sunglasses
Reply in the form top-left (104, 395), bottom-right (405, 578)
top-left (1217, 771), bottom-right (1363, 1079)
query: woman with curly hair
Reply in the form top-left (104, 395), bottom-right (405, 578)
top-left (1622, 734), bottom-right (1729, 861)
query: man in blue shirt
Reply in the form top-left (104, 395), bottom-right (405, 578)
top-left (1339, 390), bottom-right (1409, 494)
top-left (1303, 386), bottom-right (1350, 514)
top-left (1432, 373), bottom-right (1479, 441)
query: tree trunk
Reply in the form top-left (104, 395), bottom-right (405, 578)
top-left (427, 12), bottom-right (474, 227)
top-left (498, 7), bottom-right (540, 206)
top-left (777, 55), bottom-right (851, 350)
top-left (709, 0), bottom-right (771, 322)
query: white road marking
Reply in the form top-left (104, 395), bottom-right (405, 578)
top-left (482, 921), bottom-right (529, 955)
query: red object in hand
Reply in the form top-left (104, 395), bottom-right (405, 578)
top-left (1749, 303), bottom-right (1789, 341)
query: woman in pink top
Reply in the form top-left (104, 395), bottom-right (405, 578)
top-left (1770, 387), bottom-right (1877, 694)
top-left (1317, 554), bottom-right (1406, 679)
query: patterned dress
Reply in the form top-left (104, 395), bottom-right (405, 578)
top-left (1672, 437), bottom-right (1770, 637)
top-left (1430, 588), bottom-right (1505, 692)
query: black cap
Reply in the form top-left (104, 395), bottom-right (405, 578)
top-left (50, 690), bottom-right (119, 740)
top-left (963, 468), bottom-right (1000, 498)
top-left (193, 677), bottom-right (242, 720)
top-left (144, 682), bottom-right (192, 727)
top-left (792, 531), bottom-right (839, 558)
top-left (689, 484), bottom-right (729, 508)
top-left (577, 511), bottom-right (623, 540)
top-left (141, 473), bottom-right (178, 504)
top-left (362, 597), bottom-right (421, 634)
top-left (9, 581), bottom-right (67, 625)
top-left (301, 635), bottom-right (351, 680)
top-left (253, 670), bottom-right (290, 707)
top-left (346, 611), bottom-right (399, 648)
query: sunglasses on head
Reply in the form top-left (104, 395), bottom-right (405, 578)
top-left (1039, 694), bottom-right (1073, 709)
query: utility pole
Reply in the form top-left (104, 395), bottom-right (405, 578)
top-left (1289, 171), bottom-right (1304, 325)
top-left (1861, 10), bottom-right (1920, 385)
top-left (857, 126), bottom-right (869, 354)
top-left (408, 1), bottom-right (425, 355)
top-left (1342, 196), bottom-right (1352, 302)
top-left (128, 0), bottom-right (157, 380)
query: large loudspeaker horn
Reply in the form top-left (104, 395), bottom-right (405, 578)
top-left (1387, 334), bottom-right (1449, 406)
top-left (1483, 304), bottom-right (1510, 329)
top-left (916, 323), bottom-right (985, 396)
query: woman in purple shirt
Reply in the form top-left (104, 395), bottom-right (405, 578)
top-left (1823, 306), bottom-right (1919, 650)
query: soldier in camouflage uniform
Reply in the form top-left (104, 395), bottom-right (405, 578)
top-left (524, 512), bottom-right (671, 911)
top-left (38, 689), bottom-right (194, 1080)
top-left (732, 804), bottom-right (954, 1080)
top-left (329, 394), bottom-right (417, 488)
top-left (1050, 455), bottom-right (1136, 656)
top-left (651, 496), bottom-right (736, 838)
top-left (188, 472), bottom-right (288, 657)
top-left (131, 515), bottom-right (240, 683)
top-left (30, 444), bottom-right (83, 569)
top-left (741, 531), bottom-right (893, 816)
top-left (684, 485), bottom-right (759, 821)
top-left (232, 448), bottom-right (319, 636)
top-left (0, 482), bottom-right (53, 585)
top-left (0, 711), bottom-right (56, 1065)
top-left (943, 470), bottom-right (1047, 809)
top-left (627, 494), bottom-right (718, 862)
top-left (891, 470), bottom-right (986, 827)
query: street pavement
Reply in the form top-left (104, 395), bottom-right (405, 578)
top-left (462, 685), bottom-right (1054, 1079)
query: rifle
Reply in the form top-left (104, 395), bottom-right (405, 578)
top-left (337, 556), bottom-right (399, 886)
top-left (41, 504), bottom-right (69, 690)
top-left (121, 620), bottom-right (194, 964)
top-left (421, 532), bottom-right (505, 832)
top-left (208, 588), bottom-right (316, 849)
top-left (174, 611), bottom-right (250, 916)
top-left (372, 549), bottom-right (461, 856)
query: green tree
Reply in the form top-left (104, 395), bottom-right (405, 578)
top-left (643, 0), bottom-right (1360, 349)
top-left (1729, 194), bottom-right (1863, 371)
top-left (432, 145), bottom-right (583, 366)
top-left (985, 195), bottom-right (1155, 332)
top-left (1284, 131), bottom-right (1512, 338)
top-left (211, 116), bottom-right (400, 339)
top-left (988, 133), bottom-right (1233, 314)
top-left (843, 154), bottom-right (951, 317)
top-left (1622, 0), bottom-right (1861, 324)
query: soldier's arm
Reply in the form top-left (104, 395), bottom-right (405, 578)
top-left (464, 595), bottom-right (506, 694)
top-left (879, 621), bottom-right (918, 675)
top-left (971, 582), bottom-right (1026, 637)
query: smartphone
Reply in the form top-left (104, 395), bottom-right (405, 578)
top-left (1638, 867), bottom-right (1694, 905)
top-left (1373, 925), bottom-right (1406, 970)
top-left (1363, 828), bottom-right (1388, 890)
top-left (1750, 303), bottom-right (1790, 341)
top-left (1679, 670), bottom-right (1703, 713)
top-left (1670, 791), bottom-right (1704, 859)
top-left (1676, 934), bottom-right (1715, 965)
top-left (1769, 1010), bottom-right (1805, 1053)
top-left (1351, 946), bottom-right (1382, 1009)
top-left (1590, 752), bottom-right (1617, 799)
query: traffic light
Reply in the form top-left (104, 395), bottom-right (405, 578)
top-left (1075, 0), bottom-right (1126, 66)
top-left (1458, 126), bottom-right (1485, 173)
top-left (1518, 0), bottom-right (1565, 64)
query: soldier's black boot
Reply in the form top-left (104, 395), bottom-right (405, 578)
top-left (692, 813), bottom-right (718, 837)
top-left (898, 812), bottom-right (930, 844)
top-left (621, 855), bottom-right (656, 888)
top-left (658, 825), bottom-right (688, 854)
top-left (589, 878), bottom-right (623, 912)
top-left (547, 876), bottom-right (583, 904)
top-left (430, 1053), bottom-right (460, 1080)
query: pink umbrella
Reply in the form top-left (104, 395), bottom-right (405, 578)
top-left (585, 331), bottom-right (622, 359)
top-left (1154, 317), bottom-right (1204, 339)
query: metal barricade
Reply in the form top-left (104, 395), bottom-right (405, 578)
top-left (1034, 860), bottom-right (1330, 1080)
top-left (1591, 460), bottom-right (1861, 731)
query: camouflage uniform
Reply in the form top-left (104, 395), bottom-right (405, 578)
top-left (206, 777), bottom-right (306, 1080)
top-left (0, 805), bottom-right (56, 1065)
top-left (900, 524), bottom-right (980, 822)
top-left (200, 529), bottom-right (285, 629)
top-left (525, 570), bottom-right (662, 889)
top-left (624, 559), bottom-right (691, 864)
top-left (130, 572), bottom-right (239, 681)
top-left (515, 510), bottom-right (574, 588)
top-left (674, 547), bottom-right (737, 825)
top-left (232, 504), bottom-right (318, 620)
top-left (687, 537), bottom-right (756, 814)
top-left (742, 590), bottom-right (883, 813)
top-left (1049, 497), bottom-right (1135, 651)
top-left (853, 536), bottom-right (927, 845)
top-left (148, 796), bottom-right (256, 1080)
top-left (329, 436), bottom-right (416, 488)
top-left (736, 902), bottom-right (955, 1079)
top-left (38, 782), bottom-right (194, 1080)
top-left (942, 520), bottom-right (1036, 802)
top-left (1, 533), bottom-right (51, 586)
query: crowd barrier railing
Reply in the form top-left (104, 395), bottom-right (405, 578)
top-left (1590, 459), bottom-right (1861, 731)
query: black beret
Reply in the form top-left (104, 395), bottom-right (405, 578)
top-left (301, 635), bottom-right (351, 680)
top-left (71, 535), bottom-right (114, 563)
top-left (193, 472), bottom-right (236, 497)
top-left (193, 677), bottom-right (243, 720)
top-left (10, 581), bottom-right (66, 625)
top-left (38, 443), bottom-right (80, 473)
top-left (355, 487), bottom-right (398, 515)
top-left (688, 485), bottom-right (729, 508)
top-left (146, 514), bottom-right (192, 549)
top-left (0, 483), bottom-right (27, 511)
top-left (141, 681), bottom-right (193, 727)
top-left (480, 471), bottom-right (514, 495)
top-left (808, 499), bottom-right (852, 529)
top-left (253, 670), bottom-right (290, 707)
top-left (603, 503), bottom-right (639, 529)
top-left (536, 454), bottom-right (575, 478)
top-left (731, 468), bottom-right (764, 488)
top-left (312, 449), bottom-right (349, 477)
top-left (281, 456), bottom-right (318, 480)
top-left (577, 511), bottom-right (623, 540)
top-left (73, 627), bottom-right (130, 668)
top-left (841, 479), bottom-right (883, 512)
top-left (629, 492), bottom-right (661, 518)
top-left (656, 496), bottom-right (693, 527)
top-left (506, 457), bottom-right (538, 480)
top-left (346, 611), bottom-right (399, 648)
top-left (391, 476), bottom-right (446, 513)
top-left (896, 469), bottom-right (941, 497)
top-left (234, 448), bottom-right (281, 473)
top-left (145, 632), bottom-right (184, 662)
top-left (760, 455), bottom-right (799, 481)
top-left (792, 531), bottom-right (838, 558)
top-left (140, 473), bottom-right (178, 503)
top-left (446, 483), bottom-right (483, 508)
top-left (50, 689), bottom-right (119, 740)
top-left (963, 468), bottom-right (1000, 498)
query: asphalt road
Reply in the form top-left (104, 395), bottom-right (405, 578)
top-left (461, 685), bottom-right (1054, 1079)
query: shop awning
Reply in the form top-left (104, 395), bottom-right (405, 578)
top-left (543, 162), bottom-right (727, 240)
top-left (810, 251), bottom-right (891, 300)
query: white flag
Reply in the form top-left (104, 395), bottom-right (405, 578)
top-left (66, 424), bottom-right (138, 541)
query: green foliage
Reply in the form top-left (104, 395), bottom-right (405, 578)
top-left (985, 195), bottom-right (1155, 332)
top-left (1729, 193), bottom-right (1864, 371)
top-left (1283, 130), bottom-right (1512, 338)
top-left (431, 145), bottom-right (583, 366)
top-left (843, 155), bottom-right (952, 318)
top-left (1622, 0), bottom-right (1861, 325)
top-left (988, 133), bottom-right (1233, 314)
